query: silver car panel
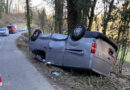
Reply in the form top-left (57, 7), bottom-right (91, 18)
top-left (0, 27), bottom-right (9, 36)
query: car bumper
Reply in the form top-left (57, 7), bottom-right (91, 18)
top-left (0, 33), bottom-right (9, 36)
top-left (9, 31), bottom-right (17, 34)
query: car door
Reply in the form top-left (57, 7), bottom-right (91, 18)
top-left (63, 37), bottom-right (92, 68)
top-left (47, 39), bottom-right (66, 66)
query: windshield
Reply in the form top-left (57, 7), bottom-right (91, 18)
top-left (0, 28), bottom-right (6, 31)
top-left (7, 26), bottom-right (15, 29)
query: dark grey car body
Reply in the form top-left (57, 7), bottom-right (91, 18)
top-left (29, 27), bottom-right (118, 76)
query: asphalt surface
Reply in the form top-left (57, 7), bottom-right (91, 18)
top-left (0, 32), bottom-right (55, 90)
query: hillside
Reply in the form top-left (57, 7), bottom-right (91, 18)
top-left (0, 13), bottom-right (25, 27)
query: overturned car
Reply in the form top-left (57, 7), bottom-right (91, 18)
top-left (29, 25), bottom-right (118, 76)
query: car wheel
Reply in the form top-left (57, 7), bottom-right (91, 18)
top-left (31, 29), bottom-right (42, 41)
top-left (71, 24), bottom-right (86, 41)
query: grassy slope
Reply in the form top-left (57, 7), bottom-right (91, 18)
top-left (126, 51), bottom-right (130, 62)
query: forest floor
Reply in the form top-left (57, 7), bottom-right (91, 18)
top-left (15, 33), bottom-right (130, 90)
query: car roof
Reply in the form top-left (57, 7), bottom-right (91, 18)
top-left (7, 25), bottom-right (15, 28)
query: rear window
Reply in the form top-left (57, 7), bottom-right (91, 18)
top-left (7, 26), bottom-right (15, 29)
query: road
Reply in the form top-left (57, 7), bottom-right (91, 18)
top-left (0, 32), bottom-right (55, 90)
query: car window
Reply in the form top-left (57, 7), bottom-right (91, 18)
top-left (7, 26), bottom-right (15, 29)
top-left (0, 29), bottom-right (6, 31)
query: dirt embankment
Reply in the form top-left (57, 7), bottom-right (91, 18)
top-left (15, 33), bottom-right (130, 90)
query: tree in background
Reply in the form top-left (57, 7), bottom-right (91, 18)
top-left (67, 0), bottom-right (88, 34)
top-left (116, 0), bottom-right (130, 73)
top-left (0, 0), bottom-right (6, 18)
top-left (76, 0), bottom-right (91, 28)
top-left (0, 0), bottom-right (2, 18)
top-left (87, 0), bottom-right (97, 30)
top-left (1, 0), bottom-right (13, 14)
top-left (25, 0), bottom-right (31, 37)
top-left (8, 0), bottom-right (12, 13)
top-left (67, 0), bottom-right (77, 34)
top-left (6, 0), bottom-right (8, 14)
top-left (67, 0), bottom-right (97, 34)
top-left (38, 8), bottom-right (47, 32)
top-left (102, 0), bottom-right (115, 35)
top-left (55, 0), bottom-right (64, 33)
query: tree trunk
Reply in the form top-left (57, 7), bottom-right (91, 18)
top-left (67, 0), bottom-right (79, 34)
top-left (9, 0), bottom-right (12, 13)
top-left (6, 0), bottom-right (8, 14)
top-left (102, 0), bottom-right (114, 35)
top-left (87, 0), bottom-right (97, 31)
top-left (118, 0), bottom-right (129, 74)
top-left (55, 0), bottom-right (64, 34)
top-left (26, 0), bottom-right (31, 37)
top-left (0, 0), bottom-right (2, 18)
top-left (38, 9), bottom-right (46, 33)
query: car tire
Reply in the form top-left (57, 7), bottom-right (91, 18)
top-left (31, 29), bottom-right (42, 41)
top-left (71, 24), bottom-right (86, 41)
